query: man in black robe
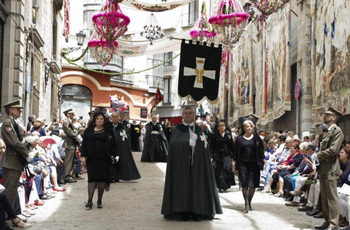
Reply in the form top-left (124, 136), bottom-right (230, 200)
top-left (130, 120), bottom-right (140, 151)
top-left (141, 115), bottom-right (168, 162)
top-left (161, 107), bottom-right (222, 221)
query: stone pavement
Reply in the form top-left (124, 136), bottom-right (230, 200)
top-left (27, 152), bottom-right (323, 230)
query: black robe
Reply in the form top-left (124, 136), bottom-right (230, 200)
top-left (113, 124), bottom-right (141, 181)
top-left (161, 124), bottom-right (222, 219)
top-left (210, 132), bottom-right (236, 190)
top-left (130, 124), bottom-right (141, 151)
top-left (141, 122), bottom-right (168, 162)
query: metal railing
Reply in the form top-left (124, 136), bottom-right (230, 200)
top-left (83, 49), bottom-right (123, 72)
top-left (111, 73), bottom-right (134, 85)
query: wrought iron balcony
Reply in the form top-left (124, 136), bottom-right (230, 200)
top-left (83, 49), bottom-right (123, 73)
top-left (111, 71), bottom-right (134, 86)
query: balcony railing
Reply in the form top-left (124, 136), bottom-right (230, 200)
top-left (111, 73), bottom-right (134, 86)
top-left (146, 75), bottom-right (164, 93)
top-left (83, 49), bottom-right (123, 73)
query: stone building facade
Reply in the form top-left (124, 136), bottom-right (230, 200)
top-left (211, 0), bottom-right (350, 140)
top-left (1, 0), bottom-right (63, 124)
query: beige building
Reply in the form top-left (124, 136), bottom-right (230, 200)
top-left (1, 0), bottom-right (63, 124)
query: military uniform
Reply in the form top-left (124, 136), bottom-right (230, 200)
top-left (316, 107), bottom-right (344, 230)
top-left (0, 100), bottom-right (29, 208)
top-left (62, 109), bottom-right (80, 182)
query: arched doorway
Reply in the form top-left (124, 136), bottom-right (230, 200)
top-left (61, 85), bottom-right (92, 121)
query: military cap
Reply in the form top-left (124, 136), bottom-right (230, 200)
top-left (323, 107), bottom-right (342, 117)
top-left (63, 108), bottom-right (74, 114)
top-left (3, 100), bottom-right (23, 109)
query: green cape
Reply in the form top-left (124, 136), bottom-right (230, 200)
top-left (161, 124), bottom-right (222, 218)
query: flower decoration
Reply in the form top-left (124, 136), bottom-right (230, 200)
top-left (88, 37), bottom-right (119, 66)
top-left (209, 0), bottom-right (249, 47)
top-left (189, 2), bottom-right (217, 44)
top-left (110, 95), bottom-right (129, 112)
top-left (92, 0), bottom-right (130, 42)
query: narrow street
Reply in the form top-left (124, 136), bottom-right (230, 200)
top-left (29, 152), bottom-right (323, 230)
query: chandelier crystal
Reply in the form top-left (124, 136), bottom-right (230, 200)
top-left (140, 13), bottom-right (164, 45)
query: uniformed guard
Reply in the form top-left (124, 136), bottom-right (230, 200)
top-left (315, 107), bottom-right (344, 230)
top-left (0, 100), bottom-right (30, 208)
top-left (62, 109), bottom-right (81, 183)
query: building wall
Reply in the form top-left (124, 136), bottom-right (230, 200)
top-left (1, 0), bottom-right (63, 123)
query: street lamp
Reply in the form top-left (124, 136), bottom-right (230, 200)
top-left (76, 30), bottom-right (86, 46)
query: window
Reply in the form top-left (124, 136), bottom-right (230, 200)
top-left (164, 52), bottom-right (173, 66)
top-left (188, 0), bottom-right (198, 26)
top-left (163, 78), bottom-right (171, 105)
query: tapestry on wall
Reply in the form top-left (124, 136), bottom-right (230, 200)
top-left (230, 27), bottom-right (254, 124)
top-left (311, 0), bottom-right (350, 124)
top-left (261, 3), bottom-right (291, 126)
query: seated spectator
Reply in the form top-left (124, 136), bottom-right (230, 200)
top-left (31, 120), bottom-right (46, 136)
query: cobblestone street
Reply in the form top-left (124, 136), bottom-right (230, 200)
top-left (28, 152), bottom-right (323, 230)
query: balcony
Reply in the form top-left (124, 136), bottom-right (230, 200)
top-left (161, 92), bottom-right (175, 106)
top-left (111, 72), bottom-right (134, 86)
top-left (83, 49), bottom-right (123, 73)
top-left (50, 55), bottom-right (61, 74)
top-left (146, 75), bottom-right (164, 93)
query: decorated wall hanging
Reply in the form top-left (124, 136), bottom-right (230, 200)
top-left (250, 0), bottom-right (290, 29)
top-left (189, 2), bottom-right (217, 44)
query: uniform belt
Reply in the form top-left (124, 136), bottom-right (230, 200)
top-left (151, 131), bottom-right (159, 135)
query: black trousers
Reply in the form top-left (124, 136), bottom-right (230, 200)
top-left (0, 193), bottom-right (17, 230)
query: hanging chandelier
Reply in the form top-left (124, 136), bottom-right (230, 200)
top-left (92, 0), bottom-right (130, 42)
top-left (88, 34), bottom-right (119, 67)
top-left (250, 0), bottom-right (290, 24)
top-left (140, 13), bottom-right (164, 45)
top-left (209, 0), bottom-right (249, 48)
top-left (189, 2), bottom-right (217, 44)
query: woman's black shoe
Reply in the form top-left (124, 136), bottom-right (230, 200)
top-left (191, 214), bottom-right (201, 222)
top-left (85, 202), bottom-right (93, 209)
top-left (180, 213), bottom-right (190, 221)
top-left (97, 201), bottom-right (103, 209)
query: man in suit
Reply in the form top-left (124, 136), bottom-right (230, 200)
top-left (0, 100), bottom-right (30, 208)
top-left (62, 109), bottom-right (80, 183)
top-left (315, 107), bottom-right (344, 230)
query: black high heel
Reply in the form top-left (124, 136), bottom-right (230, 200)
top-left (97, 201), bottom-right (103, 209)
top-left (11, 217), bottom-right (26, 228)
top-left (85, 202), bottom-right (93, 209)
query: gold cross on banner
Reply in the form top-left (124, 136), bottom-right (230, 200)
top-left (183, 57), bottom-right (216, 89)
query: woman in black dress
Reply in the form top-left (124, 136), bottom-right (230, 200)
top-left (210, 120), bottom-right (235, 193)
top-left (81, 111), bottom-right (118, 209)
top-left (233, 120), bottom-right (265, 213)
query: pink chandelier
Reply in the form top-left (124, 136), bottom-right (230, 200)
top-left (88, 0), bottom-right (130, 66)
top-left (92, 0), bottom-right (130, 42)
top-left (189, 2), bottom-right (217, 44)
top-left (209, 0), bottom-right (249, 47)
top-left (250, 0), bottom-right (290, 23)
top-left (88, 36), bottom-right (119, 67)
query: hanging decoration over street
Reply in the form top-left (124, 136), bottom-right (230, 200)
top-left (110, 94), bottom-right (129, 112)
top-left (88, 0), bottom-right (130, 66)
top-left (63, 0), bottom-right (70, 42)
top-left (140, 13), bottom-right (164, 45)
top-left (178, 40), bottom-right (222, 101)
top-left (92, 0), bottom-right (130, 42)
top-left (250, 0), bottom-right (290, 28)
top-left (120, 0), bottom-right (193, 12)
top-left (209, 0), bottom-right (249, 47)
top-left (189, 2), bottom-right (217, 44)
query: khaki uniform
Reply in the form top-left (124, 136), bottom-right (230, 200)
top-left (317, 124), bottom-right (344, 230)
top-left (0, 117), bottom-right (29, 208)
top-left (62, 119), bottom-right (80, 180)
